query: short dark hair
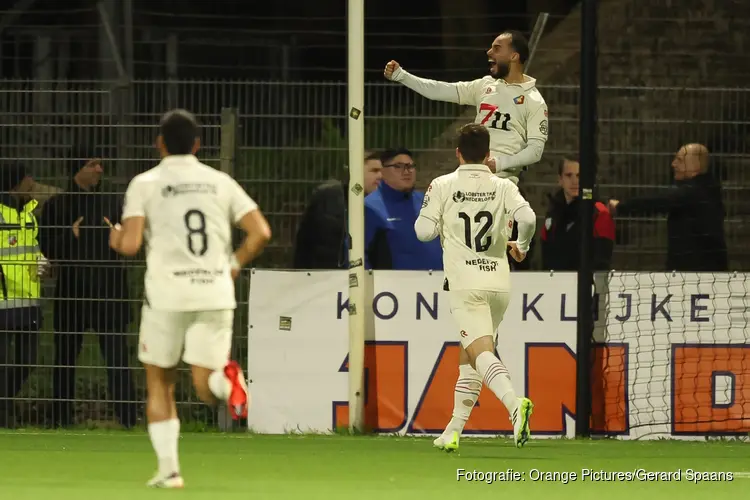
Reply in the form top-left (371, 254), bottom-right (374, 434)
top-left (503, 30), bottom-right (530, 65)
top-left (559, 155), bottom-right (579, 175)
top-left (365, 150), bottom-right (381, 162)
top-left (457, 123), bottom-right (490, 163)
top-left (380, 147), bottom-right (413, 166)
top-left (159, 109), bottom-right (199, 155)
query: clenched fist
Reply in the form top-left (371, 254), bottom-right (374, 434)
top-left (384, 60), bottom-right (401, 80)
top-left (506, 241), bottom-right (527, 263)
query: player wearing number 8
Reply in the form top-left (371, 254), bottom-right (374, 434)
top-left (384, 31), bottom-right (548, 184)
top-left (415, 124), bottom-right (536, 451)
top-left (109, 109), bottom-right (272, 488)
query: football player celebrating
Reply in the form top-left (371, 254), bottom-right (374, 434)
top-left (415, 124), bottom-right (536, 451)
top-left (384, 31), bottom-right (548, 185)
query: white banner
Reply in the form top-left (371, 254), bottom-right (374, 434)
top-left (246, 270), bottom-right (750, 439)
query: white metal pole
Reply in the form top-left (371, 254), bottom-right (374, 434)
top-left (346, 0), bottom-right (366, 433)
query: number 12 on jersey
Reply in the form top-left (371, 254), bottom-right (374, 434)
top-left (459, 211), bottom-right (493, 252)
top-left (479, 103), bottom-right (511, 131)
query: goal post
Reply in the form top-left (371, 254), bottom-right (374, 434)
top-left (346, 0), bottom-right (366, 433)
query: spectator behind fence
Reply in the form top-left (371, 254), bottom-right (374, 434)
top-left (293, 151), bottom-right (382, 269)
top-left (39, 155), bottom-right (137, 428)
top-left (364, 148), bottom-right (443, 270)
top-left (541, 157), bottom-right (615, 271)
top-left (609, 143), bottom-right (728, 272)
top-left (0, 165), bottom-right (48, 427)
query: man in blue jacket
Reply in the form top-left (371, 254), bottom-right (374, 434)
top-left (365, 148), bottom-right (443, 270)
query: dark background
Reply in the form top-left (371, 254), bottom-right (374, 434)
top-left (1, 0), bottom-right (579, 81)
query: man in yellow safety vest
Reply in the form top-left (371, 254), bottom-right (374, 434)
top-left (0, 164), bottom-right (48, 427)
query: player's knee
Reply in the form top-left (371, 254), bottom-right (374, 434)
top-left (465, 336), bottom-right (495, 366)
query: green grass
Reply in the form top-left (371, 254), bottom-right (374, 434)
top-left (0, 431), bottom-right (748, 499)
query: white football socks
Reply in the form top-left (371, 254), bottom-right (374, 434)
top-left (474, 351), bottom-right (519, 415)
top-left (208, 369), bottom-right (231, 401)
top-left (445, 364), bottom-right (482, 435)
top-left (148, 418), bottom-right (180, 476)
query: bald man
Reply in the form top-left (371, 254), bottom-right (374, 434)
top-left (609, 144), bottom-right (728, 271)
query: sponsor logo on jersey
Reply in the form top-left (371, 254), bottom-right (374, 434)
top-left (539, 120), bottom-right (549, 136)
top-left (513, 95), bottom-right (525, 105)
top-left (161, 183), bottom-right (218, 197)
top-left (421, 194), bottom-right (430, 208)
top-left (484, 87), bottom-right (493, 94)
top-left (465, 257), bottom-right (499, 272)
top-left (452, 191), bottom-right (496, 203)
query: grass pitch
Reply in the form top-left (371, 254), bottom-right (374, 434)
top-left (0, 431), bottom-right (748, 499)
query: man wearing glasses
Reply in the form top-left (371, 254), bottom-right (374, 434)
top-left (364, 148), bottom-right (443, 270)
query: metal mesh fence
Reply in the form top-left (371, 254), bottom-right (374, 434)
top-left (1, 79), bottom-right (749, 428)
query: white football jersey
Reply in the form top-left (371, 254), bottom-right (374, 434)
top-left (122, 155), bottom-right (258, 311)
top-left (418, 164), bottom-right (531, 292)
top-left (455, 76), bottom-right (547, 181)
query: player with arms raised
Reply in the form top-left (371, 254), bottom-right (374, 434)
top-left (385, 31), bottom-right (547, 183)
top-left (415, 124), bottom-right (536, 451)
top-left (108, 109), bottom-right (272, 488)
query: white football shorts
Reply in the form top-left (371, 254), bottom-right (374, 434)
top-left (138, 305), bottom-right (234, 370)
top-left (448, 290), bottom-right (510, 349)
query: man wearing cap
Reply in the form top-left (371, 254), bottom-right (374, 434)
top-left (0, 164), bottom-right (47, 427)
top-left (39, 156), bottom-right (137, 428)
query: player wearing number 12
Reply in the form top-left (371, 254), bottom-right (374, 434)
top-left (384, 31), bottom-right (547, 184)
top-left (109, 109), bottom-right (272, 488)
top-left (415, 124), bottom-right (536, 451)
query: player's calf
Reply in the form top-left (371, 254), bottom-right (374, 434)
top-left (438, 362), bottom-right (482, 447)
top-left (465, 337), bottom-right (533, 447)
top-left (144, 364), bottom-right (181, 480)
top-left (191, 361), bottom-right (249, 420)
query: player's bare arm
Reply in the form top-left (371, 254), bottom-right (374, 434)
top-left (109, 216), bottom-right (145, 257)
top-left (232, 209), bottom-right (272, 278)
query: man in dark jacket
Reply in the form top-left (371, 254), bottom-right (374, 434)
top-left (541, 157), bottom-right (615, 271)
top-left (609, 143), bottom-right (728, 271)
top-left (39, 155), bottom-right (137, 428)
top-left (293, 151), bottom-right (382, 269)
top-left (364, 147), bottom-right (443, 270)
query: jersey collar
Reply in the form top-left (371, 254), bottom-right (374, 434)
top-left (158, 154), bottom-right (200, 167)
top-left (457, 164), bottom-right (492, 173)
top-left (498, 74), bottom-right (537, 90)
